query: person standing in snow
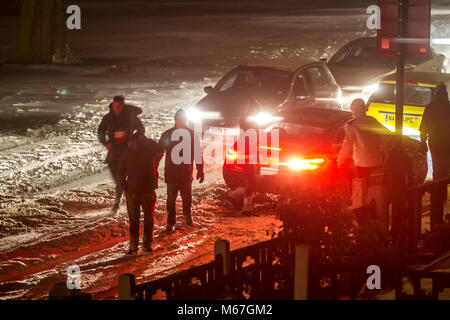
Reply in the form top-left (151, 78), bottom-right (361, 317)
top-left (98, 96), bottom-right (145, 213)
top-left (117, 133), bottom-right (164, 255)
top-left (337, 98), bottom-right (391, 211)
top-left (420, 81), bottom-right (450, 227)
top-left (338, 98), bottom-right (390, 180)
top-left (159, 109), bottom-right (204, 231)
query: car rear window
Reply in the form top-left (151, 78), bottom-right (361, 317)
top-left (369, 83), bottom-right (434, 107)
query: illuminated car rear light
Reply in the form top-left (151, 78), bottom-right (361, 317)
top-left (277, 158), bottom-right (325, 170)
top-left (259, 146), bottom-right (282, 151)
top-left (226, 149), bottom-right (238, 161)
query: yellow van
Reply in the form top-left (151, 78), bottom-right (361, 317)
top-left (367, 72), bottom-right (450, 136)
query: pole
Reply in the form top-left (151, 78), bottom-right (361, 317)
top-left (395, 0), bottom-right (408, 145)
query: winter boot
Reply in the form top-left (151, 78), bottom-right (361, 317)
top-left (242, 194), bottom-right (253, 216)
top-left (125, 249), bottom-right (137, 256)
top-left (111, 202), bottom-right (120, 214)
top-left (185, 216), bottom-right (193, 226)
top-left (142, 246), bottom-right (153, 253)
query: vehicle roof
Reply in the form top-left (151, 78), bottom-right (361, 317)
top-left (342, 37), bottom-right (376, 48)
top-left (235, 58), bottom-right (319, 72)
top-left (381, 71), bottom-right (450, 86)
top-left (340, 37), bottom-right (439, 55)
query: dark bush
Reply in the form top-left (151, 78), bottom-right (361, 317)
top-left (276, 187), bottom-right (403, 299)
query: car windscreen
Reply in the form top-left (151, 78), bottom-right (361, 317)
top-left (330, 47), bottom-right (397, 69)
top-left (369, 83), bottom-right (434, 107)
top-left (215, 69), bottom-right (292, 103)
top-left (330, 46), bottom-right (431, 70)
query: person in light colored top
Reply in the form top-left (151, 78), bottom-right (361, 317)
top-left (338, 98), bottom-right (391, 180)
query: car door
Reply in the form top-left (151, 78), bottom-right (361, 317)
top-left (305, 64), bottom-right (342, 110)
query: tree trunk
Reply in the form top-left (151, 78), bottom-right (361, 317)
top-left (13, 0), bottom-right (67, 64)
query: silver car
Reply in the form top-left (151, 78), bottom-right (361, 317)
top-left (325, 37), bottom-right (447, 105)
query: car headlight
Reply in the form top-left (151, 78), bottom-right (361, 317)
top-left (363, 83), bottom-right (380, 95)
top-left (248, 112), bottom-right (283, 126)
top-left (337, 87), bottom-right (343, 106)
top-left (186, 108), bottom-right (221, 123)
top-left (186, 107), bottom-right (202, 123)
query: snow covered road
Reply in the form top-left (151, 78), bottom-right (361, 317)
top-left (0, 2), bottom-right (448, 299)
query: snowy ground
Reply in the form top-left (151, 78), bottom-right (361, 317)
top-left (0, 1), bottom-right (449, 299)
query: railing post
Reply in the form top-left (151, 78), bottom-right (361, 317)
top-left (118, 273), bottom-right (136, 300)
top-left (408, 189), bottom-right (422, 259)
top-left (430, 182), bottom-right (445, 232)
top-left (214, 239), bottom-right (231, 276)
top-left (293, 243), bottom-right (309, 300)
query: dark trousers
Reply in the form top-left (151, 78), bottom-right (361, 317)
top-left (431, 150), bottom-right (450, 182)
top-left (109, 161), bottom-right (123, 206)
top-left (167, 182), bottom-right (192, 226)
top-left (355, 166), bottom-right (375, 180)
top-left (430, 150), bottom-right (450, 228)
top-left (126, 191), bottom-right (156, 250)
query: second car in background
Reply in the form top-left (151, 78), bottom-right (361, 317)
top-left (325, 37), bottom-right (447, 107)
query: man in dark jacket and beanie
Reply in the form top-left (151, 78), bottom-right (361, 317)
top-left (117, 133), bottom-right (164, 255)
top-left (98, 96), bottom-right (145, 213)
top-left (159, 109), bottom-right (204, 231)
top-left (420, 81), bottom-right (450, 226)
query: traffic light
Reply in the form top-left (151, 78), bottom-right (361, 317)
top-left (377, 0), bottom-right (431, 59)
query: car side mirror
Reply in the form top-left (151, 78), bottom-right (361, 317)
top-left (405, 64), bottom-right (416, 71)
top-left (204, 86), bottom-right (214, 94)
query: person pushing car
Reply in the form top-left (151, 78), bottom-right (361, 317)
top-left (159, 109), bottom-right (204, 231)
top-left (117, 133), bottom-right (164, 255)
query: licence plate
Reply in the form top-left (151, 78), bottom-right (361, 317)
top-left (208, 126), bottom-right (240, 136)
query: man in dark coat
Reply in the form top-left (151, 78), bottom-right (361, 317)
top-left (420, 82), bottom-right (450, 179)
top-left (420, 81), bottom-right (450, 226)
top-left (117, 134), bottom-right (164, 255)
top-left (98, 96), bottom-right (145, 213)
top-left (159, 109), bottom-right (204, 231)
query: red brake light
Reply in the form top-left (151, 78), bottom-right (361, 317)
top-left (226, 149), bottom-right (237, 161)
top-left (278, 158), bottom-right (325, 171)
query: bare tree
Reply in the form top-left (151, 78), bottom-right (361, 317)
top-left (13, 0), bottom-right (68, 64)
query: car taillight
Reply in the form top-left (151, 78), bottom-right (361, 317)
top-left (226, 149), bottom-right (237, 161)
top-left (280, 158), bottom-right (325, 170)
